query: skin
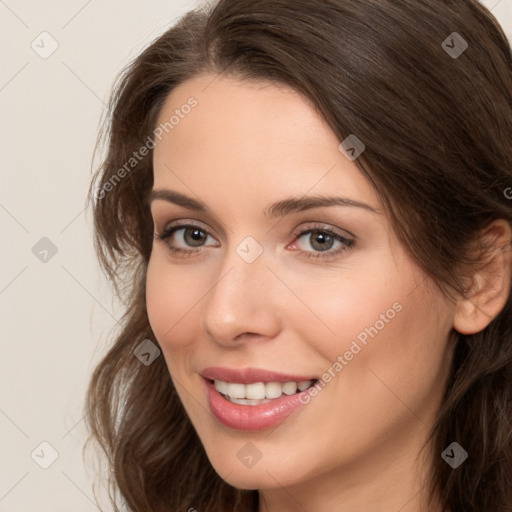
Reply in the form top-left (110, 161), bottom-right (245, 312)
top-left (145, 74), bottom-right (511, 512)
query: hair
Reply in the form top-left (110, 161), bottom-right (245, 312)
top-left (84, 0), bottom-right (512, 510)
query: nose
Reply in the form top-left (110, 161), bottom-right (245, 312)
top-left (202, 244), bottom-right (281, 347)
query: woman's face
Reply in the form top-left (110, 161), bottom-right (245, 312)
top-left (146, 74), bottom-right (457, 493)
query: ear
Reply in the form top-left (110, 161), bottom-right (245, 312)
top-left (454, 219), bottom-right (512, 335)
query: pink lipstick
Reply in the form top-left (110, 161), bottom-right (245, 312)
top-left (201, 367), bottom-right (318, 431)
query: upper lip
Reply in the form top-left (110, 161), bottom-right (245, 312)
top-left (201, 366), bottom-right (318, 384)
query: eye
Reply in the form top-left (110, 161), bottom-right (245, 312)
top-left (155, 223), bottom-right (218, 257)
top-left (154, 221), bottom-right (355, 259)
top-left (290, 224), bottom-right (355, 259)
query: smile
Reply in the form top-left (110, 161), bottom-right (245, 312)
top-left (213, 379), bottom-right (316, 405)
top-left (201, 367), bottom-right (319, 431)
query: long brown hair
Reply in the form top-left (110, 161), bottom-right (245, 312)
top-left (85, 1), bottom-right (512, 510)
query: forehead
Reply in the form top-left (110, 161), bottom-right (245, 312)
top-left (154, 74), bottom-right (328, 157)
top-left (152, 74), bottom-right (381, 211)
top-left (155, 74), bottom-right (313, 125)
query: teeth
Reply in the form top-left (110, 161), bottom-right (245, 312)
top-left (298, 380), bottom-right (313, 391)
top-left (213, 379), bottom-right (315, 401)
top-left (229, 397), bottom-right (271, 406)
top-left (214, 380), bottom-right (228, 395)
top-left (227, 382), bottom-right (245, 399)
top-left (266, 382), bottom-right (282, 399)
top-left (282, 382), bottom-right (298, 395)
top-left (246, 382), bottom-right (266, 399)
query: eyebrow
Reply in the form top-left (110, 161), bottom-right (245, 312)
top-left (146, 189), bottom-right (380, 218)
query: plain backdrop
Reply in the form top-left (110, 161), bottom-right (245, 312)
top-left (0, 1), bottom-right (511, 510)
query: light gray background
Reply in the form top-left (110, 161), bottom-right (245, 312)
top-left (1, 1), bottom-right (511, 510)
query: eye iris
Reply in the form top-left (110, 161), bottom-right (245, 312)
top-left (185, 227), bottom-right (207, 247)
top-left (310, 230), bottom-right (334, 252)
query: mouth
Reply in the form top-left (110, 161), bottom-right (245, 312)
top-left (207, 378), bottom-right (319, 406)
top-left (201, 367), bottom-right (320, 430)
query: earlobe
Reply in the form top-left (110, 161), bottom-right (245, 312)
top-left (453, 219), bottom-right (512, 335)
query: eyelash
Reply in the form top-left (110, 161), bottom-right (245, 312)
top-left (154, 222), bottom-right (355, 260)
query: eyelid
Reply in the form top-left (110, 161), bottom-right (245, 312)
top-left (154, 226), bottom-right (355, 261)
top-left (151, 207), bottom-right (228, 239)
top-left (288, 223), bottom-right (355, 259)
top-left (155, 220), bottom-right (219, 248)
top-left (156, 218), bottom-right (352, 239)
top-left (156, 219), bottom-right (216, 238)
top-left (290, 221), bottom-right (354, 241)
top-left (154, 219), bottom-right (356, 260)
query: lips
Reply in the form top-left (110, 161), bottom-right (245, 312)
top-left (201, 366), bottom-right (319, 431)
top-left (201, 366), bottom-right (318, 384)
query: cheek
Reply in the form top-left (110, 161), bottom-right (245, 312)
top-left (298, 256), bottom-right (450, 400)
top-left (145, 256), bottom-right (203, 352)
top-left (285, 263), bottom-right (403, 362)
top-left (323, 275), bottom-right (453, 430)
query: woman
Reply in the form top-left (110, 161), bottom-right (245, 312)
top-left (85, 0), bottom-right (512, 510)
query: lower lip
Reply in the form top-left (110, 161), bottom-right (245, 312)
top-left (204, 379), bottom-right (311, 431)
